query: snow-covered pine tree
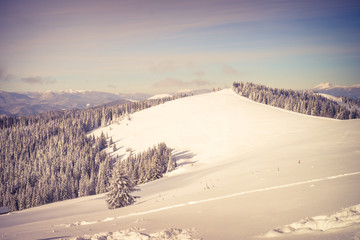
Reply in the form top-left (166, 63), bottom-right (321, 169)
top-left (106, 163), bottom-right (139, 209)
top-left (166, 154), bottom-right (176, 172)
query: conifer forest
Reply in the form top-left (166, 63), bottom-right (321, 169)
top-left (233, 82), bottom-right (360, 119)
top-left (0, 96), bottom-right (180, 211)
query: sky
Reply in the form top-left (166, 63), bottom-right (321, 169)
top-left (0, 0), bottom-right (359, 94)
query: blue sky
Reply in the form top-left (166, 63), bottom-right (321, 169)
top-left (0, 0), bottom-right (359, 94)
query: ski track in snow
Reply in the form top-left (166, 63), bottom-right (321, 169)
top-left (59, 171), bottom-right (360, 228)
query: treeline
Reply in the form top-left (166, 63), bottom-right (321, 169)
top-left (0, 96), bottom-right (182, 211)
top-left (339, 96), bottom-right (360, 110)
top-left (123, 143), bottom-right (176, 185)
top-left (232, 82), bottom-right (360, 119)
top-left (0, 95), bottom-right (184, 130)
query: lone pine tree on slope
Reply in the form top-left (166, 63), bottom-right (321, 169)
top-left (107, 163), bottom-right (139, 209)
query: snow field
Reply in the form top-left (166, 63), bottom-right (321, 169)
top-left (58, 172), bottom-right (360, 231)
top-left (1, 89), bottom-right (360, 240)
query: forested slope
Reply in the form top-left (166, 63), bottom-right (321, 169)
top-left (0, 96), bottom-right (181, 211)
top-left (233, 82), bottom-right (360, 119)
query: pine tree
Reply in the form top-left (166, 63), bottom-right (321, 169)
top-left (166, 154), bottom-right (176, 172)
top-left (98, 132), bottom-right (107, 151)
top-left (106, 164), bottom-right (139, 209)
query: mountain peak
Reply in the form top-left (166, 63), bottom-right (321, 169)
top-left (312, 82), bottom-right (360, 99)
top-left (148, 93), bottom-right (173, 100)
top-left (313, 82), bottom-right (333, 90)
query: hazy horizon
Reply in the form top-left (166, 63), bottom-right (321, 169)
top-left (1, 0), bottom-right (359, 94)
top-left (1, 82), bottom-right (360, 95)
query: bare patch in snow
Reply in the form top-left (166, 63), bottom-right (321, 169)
top-left (263, 204), bottom-right (360, 238)
top-left (63, 227), bottom-right (199, 240)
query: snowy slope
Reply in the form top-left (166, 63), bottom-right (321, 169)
top-left (318, 93), bottom-right (342, 102)
top-left (319, 93), bottom-right (360, 112)
top-left (1, 89), bottom-right (360, 240)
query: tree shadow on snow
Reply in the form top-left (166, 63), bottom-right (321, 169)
top-left (112, 139), bottom-right (123, 146)
top-left (38, 236), bottom-right (70, 240)
top-left (172, 150), bottom-right (197, 167)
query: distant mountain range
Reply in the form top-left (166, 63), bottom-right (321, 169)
top-left (0, 90), bottom-right (151, 116)
top-left (312, 82), bottom-right (360, 99)
top-left (0, 89), bottom-right (211, 116)
top-left (147, 89), bottom-right (211, 100)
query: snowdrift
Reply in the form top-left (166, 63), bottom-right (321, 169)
top-left (263, 204), bottom-right (360, 238)
top-left (1, 89), bottom-right (359, 240)
top-left (67, 227), bottom-right (198, 240)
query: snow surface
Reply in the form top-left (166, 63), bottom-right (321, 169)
top-left (318, 93), bottom-right (342, 102)
top-left (263, 204), bottom-right (360, 237)
top-left (66, 227), bottom-right (198, 240)
top-left (1, 89), bottom-right (360, 240)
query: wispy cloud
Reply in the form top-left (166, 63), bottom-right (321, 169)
top-left (0, 69), bottom-right (15, 82)
top-left (153, 78), bottom-right (186, 88)
top-left (193, 70), bottom-right (205, 78)
top-left (1, 1), bottom-right (359, 92)
top-left (153, 78), bottom-right (210, 89)
top-left (149, 60), bottom-right (177, 73)
top-left (4, 1), bottom-right (345, 63)
top-left (222, 65), bottom-right (241, 75)
top-left (192, 79), bottom-right (210, 86)
top-left (21, 76), bottom-right (57, 85)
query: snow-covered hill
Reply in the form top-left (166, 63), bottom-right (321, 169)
top-left (313, 82), bottom-right (360, 99)
top-left (1, 89), bottom-right (359, 240)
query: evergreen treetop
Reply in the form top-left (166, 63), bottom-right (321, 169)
top-left (106, 164), bottom-right (139, 209)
